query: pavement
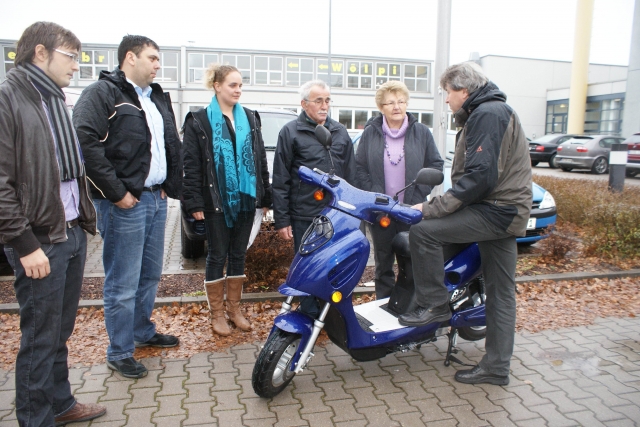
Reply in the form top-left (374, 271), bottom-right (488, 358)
top-left (1, 317), bottom-right (639, 426)
top-left (1, 198), bottom-right (640, 426)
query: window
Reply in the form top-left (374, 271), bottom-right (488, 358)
top-left (3, 47), bottom-right (16, 74)
top-left (155, 52), bottom-right (178, 82)
top-left (375, 62), bottom-right (401, 88)
top-left (404, 64), bottom-right (430, 92)
top-left (346, 61), bottom-right (373, 89)
top-left (79, 49), bottom-right (110, 80)
top-left (317, 59), bottom-right (343, 88)
top-left (584, 95), bottom-right (624, 135)
top-left (286, 57), bottom-right (314, 87)
top-left (255, 56), bottom-right (283, 85)
top-left (546, 102), bottom-right (569, 134)
top-left (339, 109), bottom-right (369, 130)
top-left (420, 113), bottom-right (433, 127)
top-left (188, 53), bottom-right (218, 83)
top-left (222, 54), bottom-right (251, 84)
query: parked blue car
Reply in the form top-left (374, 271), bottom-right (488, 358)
top-left (352, 131), bottom-right (556, 244)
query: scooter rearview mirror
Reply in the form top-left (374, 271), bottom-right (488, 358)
top-left (415, 168), bottom-right (444, 187)
top-left (315, 125), bottom-right (336, 175)
top-left (314, 125), bottom-right (332, 149)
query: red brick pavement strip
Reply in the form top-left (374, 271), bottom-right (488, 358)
top-left (1, 316), bottom-right (640, 426)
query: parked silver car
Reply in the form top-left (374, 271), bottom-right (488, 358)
top-left (555, 135), bottom-right (626, 174)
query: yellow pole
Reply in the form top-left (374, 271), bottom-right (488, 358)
top-left (567, 0), bottom-right (595, 134)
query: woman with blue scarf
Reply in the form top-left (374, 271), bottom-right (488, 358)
top-left (182, 64), bottom-right (272, 336)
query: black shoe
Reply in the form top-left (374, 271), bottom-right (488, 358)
top-left (398, 303), bottom-right (451, 327)
top-left (107, 357), bottom-right (148, 379)
top-left (455, 365), bottom-right (509, 385)
top-left (135, 333), bottom-right (179, 348)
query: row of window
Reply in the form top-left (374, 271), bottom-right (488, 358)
top-left (2, 46), bottom-right (430, 91)
top-left (337, 110), bottom-right (434, 130)
top-left (546, 95), bottom-right (624, 135)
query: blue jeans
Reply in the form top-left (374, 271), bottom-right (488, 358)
top-left (5, 225), bottom-right (87, 427)
top-left (94, 190), bottom-right (167, 361)
top-left (204, 211), bottom-right (254, 281)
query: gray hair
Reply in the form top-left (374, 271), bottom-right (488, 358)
top-left (439, 62), bottom-right (489, 94)
top-left (299, 79), bottom-right (331, 101)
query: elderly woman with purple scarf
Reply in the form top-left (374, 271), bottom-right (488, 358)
top-left (355, 81), bottom-right (444, 299)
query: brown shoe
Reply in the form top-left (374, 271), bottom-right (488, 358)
top-left (204, 278), bottom-right (231, 336)
top-left (226, 275), bottom-right (251, 331)
top-left (55, 402), bottom-right (106, 426)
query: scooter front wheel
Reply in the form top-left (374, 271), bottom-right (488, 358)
top-left (252, 329), bottom-right (301, 398)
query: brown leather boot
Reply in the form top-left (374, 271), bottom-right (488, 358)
top-left (204, 278), bottom-right (231, 336)
top-left (226, 275), bottom-right (251, 331)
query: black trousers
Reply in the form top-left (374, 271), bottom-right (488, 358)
top-left (410, 206), bottom-right (517, 376)
top-left (368, 219), bottom-right (410, 299)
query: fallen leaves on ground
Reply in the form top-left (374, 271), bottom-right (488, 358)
top-left (0, 280), bottom-right (638, 371)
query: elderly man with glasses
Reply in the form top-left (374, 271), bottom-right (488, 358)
top-left (272, 79), bottom-right (356, 316)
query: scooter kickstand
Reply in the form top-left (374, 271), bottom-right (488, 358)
top-left (444, 328), bottom-right (475, 367)
top-left (444, 328), bottom-right (459, 367)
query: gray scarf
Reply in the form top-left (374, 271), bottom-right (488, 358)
top-left (20, 63), bottom-right (84, 181)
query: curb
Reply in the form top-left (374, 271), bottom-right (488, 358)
top-left (1, 269), bottom-right (639, 314)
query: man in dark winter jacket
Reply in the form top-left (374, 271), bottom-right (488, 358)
top-left (73, 35), bottom-right (182, 379)
top-left (399, 62), bottom-right (532, 386)
top-left (272, 79), bottom-right (356, 250)
top-left (0, 22), bottom-right (106, 426)
top-left (272, 79), bottom-right (356, 316)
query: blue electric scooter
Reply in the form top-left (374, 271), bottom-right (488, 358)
top-left (252, 126), bottom-right (486, 398)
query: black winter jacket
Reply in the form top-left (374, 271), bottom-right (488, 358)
top-left (355, 113), bottom-right (444, 204)
top-left (73, 68), bottom-right (182, 202)
top-left (0, 67), bottom-right (96, 258)
top-left (181, 107), bottom-right (272, 214)
top-left (272, 113), bottom-right (356, 229)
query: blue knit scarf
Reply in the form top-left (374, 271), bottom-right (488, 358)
top-left (206, 96), bottom-right (256, 227)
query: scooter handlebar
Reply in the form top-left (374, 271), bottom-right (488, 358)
top-left (298, 166), bottom-right (423, 225)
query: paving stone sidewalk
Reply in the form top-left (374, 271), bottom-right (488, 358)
top-left (1, 316), bottom-right (639, 426)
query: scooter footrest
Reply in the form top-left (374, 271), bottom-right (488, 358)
top-left (355, 313), bottom-right (374, 332)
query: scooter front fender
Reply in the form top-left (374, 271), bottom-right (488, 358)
top-left (270, 311), bottom-right (315, 371)
top-left (451, 305), bottom-right (486, 328)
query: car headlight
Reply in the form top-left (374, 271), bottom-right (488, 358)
top-left (539, 191), bottom-right (556, 209)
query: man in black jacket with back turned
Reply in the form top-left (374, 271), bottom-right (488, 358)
top-left (73, 35), bottom-right (182, 379)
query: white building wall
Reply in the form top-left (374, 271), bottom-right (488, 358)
top-left (478, 55), bottom-right (628, 138)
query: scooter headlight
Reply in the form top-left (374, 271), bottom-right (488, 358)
top-left (299, 215), bottom-right (334, 255)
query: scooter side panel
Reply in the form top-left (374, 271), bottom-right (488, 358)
top-left (444, 243), bottom-right (482, 291)
top-left (450, 305), bottom-right (486, 328)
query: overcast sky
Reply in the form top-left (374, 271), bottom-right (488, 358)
top-left (0, 0), bottom-right (635, 66)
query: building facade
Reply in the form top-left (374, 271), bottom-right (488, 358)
top-left (1, 40), bottom-right (629, 138)
top-left (1, 40), bottom-right (437, 134)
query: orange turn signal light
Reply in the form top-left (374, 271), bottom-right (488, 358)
top-left (313, 189), bottom-right (324, 201)
top-left (331, 291), bottom-right (342, 303)
top-left (379, 215), bottom-right (391, 228)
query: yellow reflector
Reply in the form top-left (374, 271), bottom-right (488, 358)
top-left (379, 215), bottom-right (391, 228)
top-left (331, 291), bottom-right (342, 303)
top-left (313, 189), bottom-right (324, 201)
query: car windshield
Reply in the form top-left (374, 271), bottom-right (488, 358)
top-left (532, 134), bottom-right (562, 143)
top-left (260, 112), bottom-right (297, 149)
top-left (565, 137), bottom-right (592, 145)
top-left (625, 134), bottom-right (640, 143)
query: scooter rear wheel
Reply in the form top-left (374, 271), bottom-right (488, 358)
top-left (252, 329), bottom-right (301, 398)
top-left (458, 325), bottom-right (487, 341)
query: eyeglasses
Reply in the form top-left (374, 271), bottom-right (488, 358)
top-left (381, 100), bottom-right (407, 108)
top-left (54, 49), bottom-right (80, 63)
top-left (305, 98), bottom-right (332, 106)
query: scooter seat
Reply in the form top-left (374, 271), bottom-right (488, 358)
top-left (391, 231), bottom-right (411, 258)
